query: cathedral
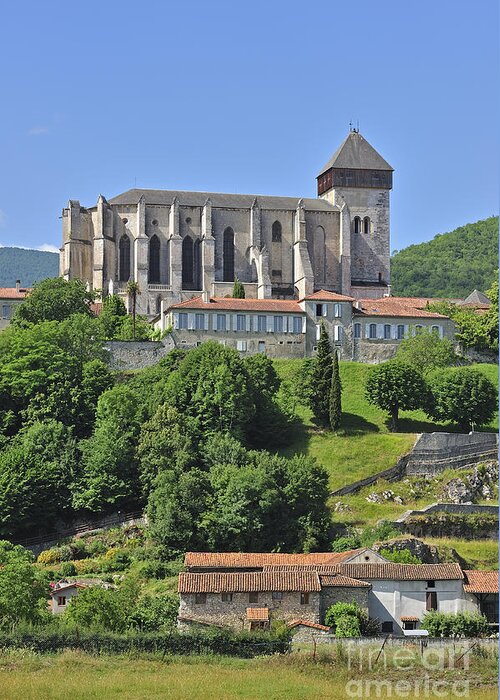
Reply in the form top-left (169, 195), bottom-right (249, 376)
top-left (60, 130), bottom-right (394, 317)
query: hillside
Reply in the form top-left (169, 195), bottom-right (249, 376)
top-left (391, 216), bottom-right (498, 298)
top-left (0, 247), bottom-right (59, 287)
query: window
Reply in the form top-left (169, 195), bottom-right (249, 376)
top-left (333, 325), bottom-right (342, 343)
top-left (221, 593), bottom-right (233, 602)
top-left (369, 323), bottom-right (377, 339)
top-left (258, 341), bottom-right (265, 354)
top-left (274, 316), bottom-right (283, 333)
top-left (427, 580), bottom-right (435, 589)
top-left (293, 316), bottom-right (302, 334)
top-left (195, 313), bottom-right (205, 330)
top-left (195, 593), bottom-right (207, 605)
top-left (397, 324), bottom-right (405, 340)
top-left (316, 324), bottom-right (321, 341)
top-left (271, 269), bottom-right (282, 278)
top-left (381, 621), bottom-right (393, 634)
top-left (315, 304), bottom-right (323, 317)
top-left (402, 621), bottom-right (416, 631)
top-left (300, 592), bottom-right (310, 605)
top-left (334, 303), bottom-right (341, 318)
top-left (118, 234), bottom-right (131, 282)
top-left (223, 227), bottom-right (235, 282)
top-left (272, 220), bottom-right (282, 242)
top-left (57, 596), bottom-right (67, 606)
top-left (217, 314), bottom-right (226, 331)
top-left (236, 340), bottom-right (247, 351)
top-left (354, 323), bottom-right (361, 339)
top-left (415, 324), bottom-right (423, 333)
top-left (178, 313), bottom-right (188, 330)
top-left (182, 235), bottom-right (194, 289)
top-left (384, 324), bottom-right (392, 340)
top-left (236, 314), bottom-right (246, 331)
top-left (257, 315), bottom-right (267, 332)
top-left (148, 234), bottom-right (161, 283)
top-left (353, 216), bottom-right (361, 234)
top-left (272, 591), bottom-right (283, 601)
top-left (2, 305), bottom-right (11, 319)
top-left (431, 325), bottom-right (440, 335)
top-left (249, 592), bottom-right (258, 604)
top-left (426, 592), bottom-right (437, 611)
top-left (363, 217), bottom-right (370, 234)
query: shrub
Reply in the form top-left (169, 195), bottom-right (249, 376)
top-left (58, 561), bottom-right (77, 577)
top-left (72, 558), bottom-right (101, 575)
top-left (128, 594), bottom-right (179, 632)
top-left (379, 548), bottom-right (421, 564)
top-left (325, 602), bottom-right (361, 627)
top-left (421, 611), bottom-right (489, 637)
top-left (331, 535), bottom-right (361, 553)
top-left (335, 615), bottom-right (361, 638)
top-left (37, 549), bottom-right (60, 566)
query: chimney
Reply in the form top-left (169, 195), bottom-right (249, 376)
top-left (202, 289), bottom-right (210, 303)
top-left (15, 280), bottom-right (20, 292)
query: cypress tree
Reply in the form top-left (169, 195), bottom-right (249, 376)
top-left (329, 350), bottom-right (342, 431)
top-left (309, 322), bottom-right (332, 425)
top-left (232, 278), bottom-right (245, 298)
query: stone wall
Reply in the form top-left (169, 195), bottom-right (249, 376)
top-left (406, 432), bottom-right (498, 476)
top-left (178, 590), bottom-right (321, 631)
top-left (104, 337), bottom-right (175, 370)
top-left (395, 503), bottom-right (499, 523)
top-left (320, 586), bottom-right (370, 622)
top-left (171, 329), bottom-right (305, 359)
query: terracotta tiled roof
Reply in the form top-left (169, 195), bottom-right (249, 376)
top-left (185, 551), bottom-right (362, 570)
top-left (463, 570), bottom-right (498, 594)
top-left (50, 583), bottom-right (86, 595)
top-left (178, 571), bottom-right (321, 594)
top-left (302, 289), bottom-right (355, 302)
top-left (0, 287), bottom-right (30, 299)
top-left (401, 616), bottom-right (420, 622)
top-left (354, 298), bottom-right (448, 319)
top-left (333, 563), bottom-right (464, 581)
top-left (319, 574), bottom-right (371, 588)
top-left (246, 607), bottom-right (269, 621)
top-left (168, 296), bottom-right (303, 314)
top-left (288, 619), bottom-right (330, 631)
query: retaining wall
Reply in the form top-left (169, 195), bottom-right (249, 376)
top-left (104, 337), bottom-right (175, 371)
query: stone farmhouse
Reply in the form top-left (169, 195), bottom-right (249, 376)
top-left (177, 552), bottom-right (498, 635)
top-left (153, 290), bottom-right (455, 361)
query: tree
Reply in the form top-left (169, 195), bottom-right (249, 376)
top-left (329, 350), bottom-right (342, 431)
top-left (483, 276), bottom-right (499, 350)
top-left (126, 281), bottom-right (140, 340)
top-left (64, 586), bottom-right (128, 632)
top-left (427, 367), bottom-right (497, 431)
top-left (13, 277), bottom-right (94, 327)
top-left (309, 323), bottom-right (332, 425)
top-left (0, 421), bottom-right (76, 536)
top-left (128, 593), bottom-right (179, 631)
top-left (0, 541), bottom-right (49, 627)
top-left (365, 360), bottom-right (428, 431)
top-left (232, 278), bottom-right (245, 298)
top-left (396, 328), bottom-right (457, 375)
top-left (73, 386), bottom-right (142, 512)
top-left (324, 602), bottom-right (364, 637)
top-left (99, 294), bottom-right (127, 339)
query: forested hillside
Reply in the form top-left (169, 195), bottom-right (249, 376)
top-left (0, 247), bottom-right (58, 286)
top-left (391, 216), bottom-right (498, 298)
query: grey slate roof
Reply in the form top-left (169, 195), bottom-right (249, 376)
top-left (108, 189), bottom-right (337, 212)
top-left (461, 289), bottom-right (491, 306)
top-left (318, 131), bottom-right (393, 176)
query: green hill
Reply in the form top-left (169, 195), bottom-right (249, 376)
top-left (0, 247), bottom-right (59, 287)
top-left (391, 216), bottom-right (498, 298)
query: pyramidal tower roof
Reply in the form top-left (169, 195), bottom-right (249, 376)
top-left (318, 131), bottom-right (393, 177)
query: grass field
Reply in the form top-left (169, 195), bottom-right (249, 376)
top-left (274, 360), bottom-right (498, 492)
top-left (0, 649), bottom-right (497, 700)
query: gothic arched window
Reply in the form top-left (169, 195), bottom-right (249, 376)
top-left (148, 234), bottom-right (160, 284)
top-left (363, 217), bottom-right (371, 234)
top-left (118, 234), bottom-right (131, 282)
top-left (193, 239), bottom-right (202, 290)
top-left (353, 216), bottom-right (361, 234)
top-left (182, 235), bottom-right (194, 289)
top-left (223, 227), bottom-right (235, 282)
top-left (272, 221), bottom-right (282, 242)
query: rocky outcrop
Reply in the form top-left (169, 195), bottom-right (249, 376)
top-left (441, 462), bottom-right (498, 504)
top-left (372, 536), bottom-right (468, 567)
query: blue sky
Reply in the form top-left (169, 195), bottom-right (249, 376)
top-left (0, 0), bottom-right (498, 253)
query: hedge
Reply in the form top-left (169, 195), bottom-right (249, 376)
top-left (0, 628), bottom-right (290, 657)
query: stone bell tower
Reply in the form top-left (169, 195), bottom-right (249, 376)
top-left (317, 129), bottom-right (393, 298)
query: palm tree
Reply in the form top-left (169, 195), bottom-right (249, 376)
top-left (126, 281), bottom-right (140, 340)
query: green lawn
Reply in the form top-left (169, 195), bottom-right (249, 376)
top-left (274, 360), bottom-right (498, 492)
top-left (0, 649), bottom-right (496, 700)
